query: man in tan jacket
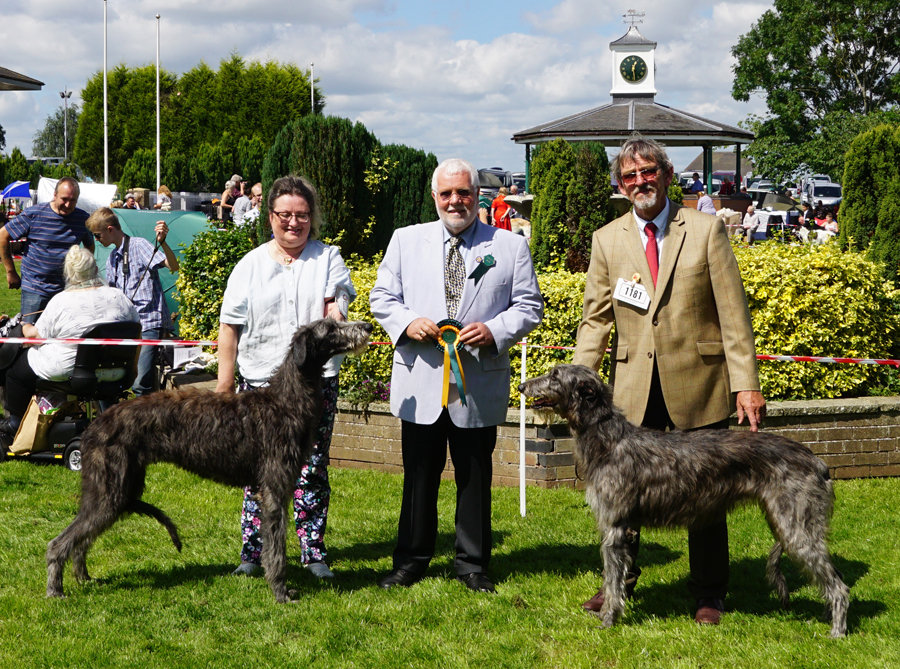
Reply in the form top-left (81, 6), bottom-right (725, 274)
top-left (573, 135), bottom-right (766, 626)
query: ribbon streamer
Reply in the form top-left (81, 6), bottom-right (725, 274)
top-left (436, 321), bottom-right (467, 407)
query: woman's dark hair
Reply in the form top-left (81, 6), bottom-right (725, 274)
top-left (266, 175), bottom-right (323, 240)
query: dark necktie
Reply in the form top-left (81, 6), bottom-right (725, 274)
top-left (445, 236), bottom-right (465, 319)
top-left (645, 222), bottom-right (659, 287)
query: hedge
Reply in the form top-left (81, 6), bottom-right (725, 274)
top-left (175, 229), bottom-right (900, 404)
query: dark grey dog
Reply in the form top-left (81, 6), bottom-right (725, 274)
top-left (46, 318), bottom-right (372, 603)
top-left (519, 364), bottom-right (849, 637)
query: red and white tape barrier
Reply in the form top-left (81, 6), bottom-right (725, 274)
top-left (0, 337), bottom-right (896, 368)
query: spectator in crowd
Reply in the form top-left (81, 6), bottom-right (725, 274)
top-left (742, 205), bottom-right (759, 244)
top-left (154, 185), bottom-right (173, 211)
top-left (239, 183), bottom-right (263, 227)
top-left (719, 176), bottom-right (734, 196)
top-left (231, 174), bottom-right (244, 199)
top-left (574, 134), bottom-right (764, 627)
top-left (823, 212), bottom-right (838, 235)
top-left (799, 203), bottom-right (812, 227)
top-left (218, 175), bottom-right (356, 581)
top-left (814, 200), bottom-right (828, 224)
top-left (0, 176), bottom-right (95, 323)
top-left (87, 207), bottom-right (180, 397)
top-left (690, 173), bottom-right (704, 193)
top-left (220, 180), bottom-right (236, 223)
top-left (0, 245), bottom-right (138, 436)
top-left (123, 193), bottom-right (141, 210)
top-left (478, 188), bottom-right (492, 225)
top-left (696, 190), bottom-right (716, 216)
top-left (369, 158), bottom-right (543, 594)
top-left (232, 187), bottom-right (253, 226)
top-left (490, 186), bottom-right (512, 231)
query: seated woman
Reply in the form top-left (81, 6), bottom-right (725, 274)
top-left (0, 245), bottom-right (139, 436)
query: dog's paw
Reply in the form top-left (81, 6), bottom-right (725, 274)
top-left (46, 590), bottom-right (66, 599)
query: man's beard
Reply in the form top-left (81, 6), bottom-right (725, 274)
top-left (438, 206), bottom-right (476, 232)
top-left (631, 186), bottom-right (659, 213)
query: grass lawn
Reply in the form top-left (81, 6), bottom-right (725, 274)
top-left (0, 462), bottom-right (898, 669)
top-left (0, 260), bottom-right (22, 316)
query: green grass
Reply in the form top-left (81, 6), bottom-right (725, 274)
top-left (0, 463), bottom-right (898, 668)
top-left (0, 259), bottom-right (21, 316)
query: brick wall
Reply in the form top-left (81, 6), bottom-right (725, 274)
top-left (329, 397), bottom-right (900, 487)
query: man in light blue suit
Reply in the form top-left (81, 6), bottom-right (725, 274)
top-left (370, 158), bottom-right (543, 593)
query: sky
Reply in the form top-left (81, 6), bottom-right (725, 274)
top-left (1, 0), bottom-right (772, 178)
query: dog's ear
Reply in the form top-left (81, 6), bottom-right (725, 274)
top-left (575, 380), bottom-right (598, 405)
top-left (291, 329), bottom-right (308, 369)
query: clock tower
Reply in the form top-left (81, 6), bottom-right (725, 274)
top-left (609, 17), bottom-right (657, 99)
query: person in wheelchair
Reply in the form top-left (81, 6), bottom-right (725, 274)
top-left (0, 246), bottom-right (138, 436)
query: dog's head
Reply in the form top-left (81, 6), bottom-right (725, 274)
top-left (290, 319), bottom-right (373, 370)
top-left (518, 364), bottom-right (616, 431)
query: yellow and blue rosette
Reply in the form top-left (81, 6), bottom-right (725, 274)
top-left (434, 318), bottom-right (467, 407)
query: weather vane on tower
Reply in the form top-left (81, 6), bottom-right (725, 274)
top-left (623, 9), bottom-right (644, 26)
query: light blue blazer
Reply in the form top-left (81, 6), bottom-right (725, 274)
top-left (370, 220), bottom-right (544, 428)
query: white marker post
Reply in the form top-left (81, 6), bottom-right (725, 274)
top-left (519, 338), bottom-right (527, 517)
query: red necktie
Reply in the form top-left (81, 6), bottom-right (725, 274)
top-left (645, 222), bottom-right (659, 287)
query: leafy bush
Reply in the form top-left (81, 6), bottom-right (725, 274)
top-left (735, 241), bottom-right (900, 399)
top-left (174, 223), bottom-right (255, 341)
top-left (174, 229), bottom-right (900, 405)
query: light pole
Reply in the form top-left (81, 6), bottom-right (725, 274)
top-left (310, 62), bottom-right (314, 114)
top-left (59, 87), bottom-right (72, 161)
top-left (156, 13), bottom-right (161, 191)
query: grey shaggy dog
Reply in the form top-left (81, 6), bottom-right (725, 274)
top-left (46, 318), bottom-right (372, 603)
top-left (519, 364), bottom-right (849, 637)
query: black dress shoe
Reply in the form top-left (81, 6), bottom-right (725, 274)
top-left (457, 572), bottom-right (496, 593)
top-left (377, 569), bottom-right (421, 590)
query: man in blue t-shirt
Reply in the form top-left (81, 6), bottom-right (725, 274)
top-left (0, 177), bottom-right (94, 323)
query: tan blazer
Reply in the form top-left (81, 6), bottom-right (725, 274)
top-left (573, 203), bottom-right (760, 430)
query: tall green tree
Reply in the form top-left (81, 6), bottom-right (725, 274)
top-left (530, 139), bottom-right (577, 270)
top-left (839, 124), bottom-right (900, 248)
top-left (870, 177), bottom-right (900, 281)
top-left (731, 0), bottom-right (900, 179)
top-left (118, 148), bottom-right (157, 194)
top-left (74, 55), bottom-right (321, 186)
top-left (32, 104), bottom-right (80, 159)
top-left (566, 143), bottom-right (615, 272)
top-left (0, 123), bottom-right (6, 151)
top-left (7, 147), bottom-right (30, 182)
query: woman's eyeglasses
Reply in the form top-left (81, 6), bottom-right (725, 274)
top-left (272, 211), bottom-right (311, 223)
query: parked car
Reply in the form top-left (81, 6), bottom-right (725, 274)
top-left (478, 167), bottom-right (514, 199)
top-left (512, 172), bottom-right (527, 192)
top-left (805, 182), bottom-right (842, 210)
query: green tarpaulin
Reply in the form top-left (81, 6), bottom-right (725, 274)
top-left (97, 210), bottom-right (212, 335)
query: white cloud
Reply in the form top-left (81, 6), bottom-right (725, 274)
top-left (1, 0), bottom-right (772, 174)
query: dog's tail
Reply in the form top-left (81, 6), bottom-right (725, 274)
top-left (127, 500), bottom-right (183, 552)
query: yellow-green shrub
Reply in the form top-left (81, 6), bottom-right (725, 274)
top-left (735, 241), bottom-right (900, 399)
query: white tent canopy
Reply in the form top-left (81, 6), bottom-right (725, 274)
top-left (37, 177), bottom-right (117, 214)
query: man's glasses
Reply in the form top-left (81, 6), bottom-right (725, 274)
top-left (92, 232), bottom-right (103, 240)
top-left (272, 211), bottom-right (311, 223)
top-left (620, 166), bottom-right (660, 186)
top-left (436, 189), bottom-right (473, 202)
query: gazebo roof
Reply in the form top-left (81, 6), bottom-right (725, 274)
top-left (0, 66), bottom-right (44, 91)
top-left (512, 97), bottom-right (753, 147)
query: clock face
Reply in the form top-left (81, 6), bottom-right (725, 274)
top-left (619, 55), bottom-right (648, 83)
